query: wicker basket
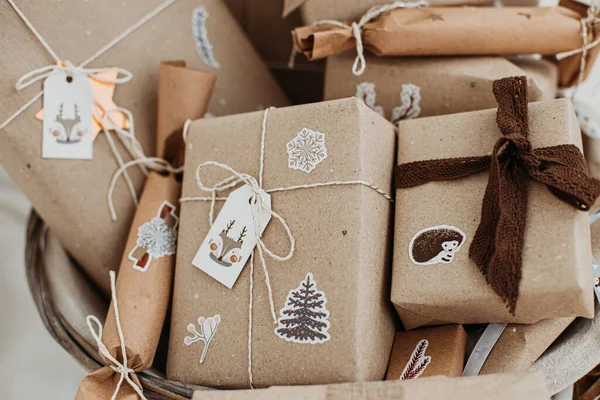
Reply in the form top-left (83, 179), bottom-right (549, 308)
top-left (25, 211), bottom-right (207, 399)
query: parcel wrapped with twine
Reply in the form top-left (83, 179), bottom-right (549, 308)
top-left (75, 62), bottom-right (214, 399)
top-left (292, 0), bottom-right (600, 87)
top-left (391, 76), bottom-right (600, 329)
top-left (167, 98), bottom-right (397, 388)
top-left (0, 0), bottom-right (286, 294)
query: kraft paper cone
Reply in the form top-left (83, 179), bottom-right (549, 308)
top-left (292, 1), bottom-right (599, 88)
top-left (192, 372), bottom-right (551, 399)
top-left (75, 172), bottom-right (181, 400)
top-left (157, 61), bottom-right (216, 163)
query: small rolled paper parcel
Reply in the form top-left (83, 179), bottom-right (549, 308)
top-left (291, 0), bottom-right (600, 87)
top-left (75, 62), bottom-right (215, 400)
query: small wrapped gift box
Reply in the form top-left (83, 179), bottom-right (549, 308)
top-left (324, 54), bottom-right (557, 122)
top-left (167, 98), bottom-right (397, 388)
top-left (391, 77), bottom-right (598, 329)
top-left (386, 325), bottom-right (467, 380)
top-left (0, 0), bottom-right (287, 293)
top-left (192, 372), bottom-right (551, 399)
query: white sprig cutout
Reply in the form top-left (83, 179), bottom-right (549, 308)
top-left (184, 314), bottom-right (222, 364)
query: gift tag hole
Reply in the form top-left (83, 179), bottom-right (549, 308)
top-left (66, 75), bottom-right (73, 83)
top-left (248, 197), bottom-right (257, 205)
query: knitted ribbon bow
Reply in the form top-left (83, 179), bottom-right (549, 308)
top-left (395, 76), bottom-right (600, 314)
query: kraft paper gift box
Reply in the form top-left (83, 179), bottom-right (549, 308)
top-left (324, 55), bottom-right (557, 122)
top-left (0, 0), bottom-right (287, 293)
top-left (386, 325), bottom-right (467, 380)
top-left (192, 372), bottom-right (552, 399)
top-left (282, 0), bottom-right (493, 24)
top-left (391, 79), bottom-right (597, 329)
top-left (167, 98), bottom-right (397, 388)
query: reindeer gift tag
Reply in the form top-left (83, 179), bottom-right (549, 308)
top-left (192, 185), bottom-right (272, 289)
top-left (42, 69), bottom-right (93, 159)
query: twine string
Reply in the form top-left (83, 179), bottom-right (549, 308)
top-left (179, 107), bottom-right (393, 387)
top-left (311, 0), bottom-right (427, 76)
top-left (2, 0), bottom-right (184, 220)
top-left (86, 271), bottom-right (147, 400)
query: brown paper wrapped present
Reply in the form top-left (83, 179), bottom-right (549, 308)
top-left (167, 98), bottom-right (397, 388)
top-left (392, 77), bottom-right (598, 329)
top-left (324, 54), bottom-right (557, 122)
top-left (282, 0), bottom-right (493, 24)
top-left (292, 0), bottom-right (600, 88)
top-left (386, 325), bottom-right (467, 380)
top-left (192, 372), bottom-right (551, 399)
top-left (0, 0), bottom-right (286, 294)
top-left (475, 318), bottom-right (574, 375)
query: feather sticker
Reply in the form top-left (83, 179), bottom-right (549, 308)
top-left (192, 6), bottom-right (221, 69)
top-left (400, 339), bottom-right (431, 380)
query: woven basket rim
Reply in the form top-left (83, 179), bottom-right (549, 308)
top-left (25, 211), bottom-right (209, 399)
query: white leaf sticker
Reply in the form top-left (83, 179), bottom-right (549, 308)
top-left (400, 339), bottom-right (431, 380)
top-left (192, 185), bottom-right (271, 289)
top-left (192, 6), bottom-right (221, 69)
top-left (42, 70), bottom-right (94, 159)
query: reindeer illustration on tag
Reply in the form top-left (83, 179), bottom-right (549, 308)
top-left (208, 220), bottom-right (247, 267)
top-left (51, 103), bottom-right (86, 144)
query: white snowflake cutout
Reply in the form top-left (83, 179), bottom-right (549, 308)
top-left (129, 200), bottom-right (178, 272)
top-left (391, 83), bottom-right (422, 124)
top-left (286, 128), bottom-right (328, 174)
top-left (355, 82), bottom-right (384, 117)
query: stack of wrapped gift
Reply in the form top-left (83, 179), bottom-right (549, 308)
top-left (3, 0), bottom-right (600, 398)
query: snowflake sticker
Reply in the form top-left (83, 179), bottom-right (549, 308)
top-left (275, 272), bottom-right (331, 344)
top-left (129, 201), bottom-right (179, 272)
top-left (286, 128), bottom-right (328, 174)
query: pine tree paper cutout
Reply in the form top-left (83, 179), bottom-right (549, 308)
top-left (275, 272), bottom-right (331, 344)
top-left (400, 339), bottom-right (431, 380)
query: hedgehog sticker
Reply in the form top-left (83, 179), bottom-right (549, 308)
top-left (408, 225), bottom-right (466, 266)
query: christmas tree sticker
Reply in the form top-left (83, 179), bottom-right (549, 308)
top-left (275, 272), bottom-right (331, 344)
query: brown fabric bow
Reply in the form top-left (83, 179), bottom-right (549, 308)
top-left (395, 76), bottom-right (600, 314)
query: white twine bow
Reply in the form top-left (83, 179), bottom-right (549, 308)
top-left (180, 107), bottom-right (393, 388)
top-left (556, 3), bottom-right (600, 91)
top-left (312, 0), bottom-right (427, 76)
top-left (86, 271), bottom-right (147, 400)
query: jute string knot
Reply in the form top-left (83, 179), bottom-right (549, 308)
top-left (312, 0), bottom-right (427, 76)
top-left (395, 76), bottom-right (600, 315)
top-left (86, 271), bottom-right (147, 400)
top-left (180, 107), bottom-right (393, 388)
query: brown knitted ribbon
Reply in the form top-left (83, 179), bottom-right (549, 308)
top-left (395, 76), bottom-right (600, 315)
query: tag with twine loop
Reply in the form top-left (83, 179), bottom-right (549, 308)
top-left (395, 76), bottom-right (600, 314)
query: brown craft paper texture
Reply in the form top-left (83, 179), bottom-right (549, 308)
top-left (0, 0), bottom-right (286, 293)
top-left (75, 172), bottom-right (181, 400)
top-left (477, 318), bottom-right (575, 375)
top-left (168, 98), bottom-right (397, 388)
top-left (292, 2), bottom-right (598, 88)
top-left (283, 0), bottom-right (493, 22)
top-left (386, 325), bottom-right (467, 380)
top-left (392, 99), bottom-right (594, 329)
top-left (157, 61), bottom-right (216, 163)
top-left (325, 55), bottom-right (557, 120)
top-left (192, 372), bottom-right (551, 399)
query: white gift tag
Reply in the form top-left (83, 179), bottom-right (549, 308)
top-left (42, 70), bottom-right (94, 159)
top-left (593, 256), bottom-right (600, 305)
top-left (192, 185), bottom-right (272, 289)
